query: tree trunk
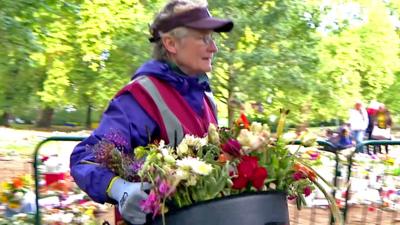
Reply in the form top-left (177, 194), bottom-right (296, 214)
top-left (228, 97), bottom-right (235, 128)
top-left (227, 63), bottom-right (236, 128)
top-left (85, 104), bottom-right (92, 130)
top-left (36, 107), bottom-right (54, 128)
top-left (1, 112), bottom-right (11, 127)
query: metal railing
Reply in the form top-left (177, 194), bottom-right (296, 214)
top-left (33, 136), bottom-right (86, 225)
top-left (343, 139), bottom-right (400, 224)
top-left (32, 137), bottom-right (344, 225)
top-left (291, 140), bottom-right (341, 225)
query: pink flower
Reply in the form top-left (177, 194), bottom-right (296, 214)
top-left (221, 139), bottom-right (242, 158)
top-left (292, 171), bottom-right (306, 181)
top-left (303, 186), bottom-right (312, 197)
top-left (140, 190), bottom-right (160, 218)
top-left (158, 180), bottom-right (172, 198)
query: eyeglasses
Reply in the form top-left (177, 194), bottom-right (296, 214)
top-left (190, 33), bottom-right (217, 45)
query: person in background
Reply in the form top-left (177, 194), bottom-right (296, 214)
top-left (325, 128), bottom-right (337, 143)
top-left (348, 100), bottom-right (368, 153)
top-left (336, 124), bottom-right (354, 150)
top-left (371, 103), bottom-right (392, 154)
top-left (365, 100), bottom-right (379, 153)
top-left (375, 103), bottom-right (392, 132)
top-left (366, 100), bottom-right (380, 140)
top-left (325, 124), bottom-right (354, 150)
top-left (69, 0), bottom-right (234, 224)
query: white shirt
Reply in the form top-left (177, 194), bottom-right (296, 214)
top-left (348, 108), bottom-right (368, 131)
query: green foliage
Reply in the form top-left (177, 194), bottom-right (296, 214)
top-left (315, 0), bottom-right (400, 121)
top-left (209, 0), bottom-right (321, 125)
top-left (1, 0), bottom-right (400, 126)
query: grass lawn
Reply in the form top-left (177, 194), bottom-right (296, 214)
top-left (0, 126), bottom-right (91, 157)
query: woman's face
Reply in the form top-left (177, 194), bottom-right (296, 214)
top-left (169, 29), bottom-right (218, 76)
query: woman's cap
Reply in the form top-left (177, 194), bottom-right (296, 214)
top-left (149, 7), bottom-right (233, 42)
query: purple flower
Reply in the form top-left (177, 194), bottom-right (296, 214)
top-left (221, 139), bottom-right (242, 157)
top-left (104, 129), bottom-right (128, 151)
top-left (288, 195), bottom-right (297, 200)
top-left (130, 159), bottom-right (144, 173)
top-left (89, 140), bottom-right (116, 165)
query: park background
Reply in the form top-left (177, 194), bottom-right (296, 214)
top-left (1, 0), bottom-right (400, 130)
top-left (2, 0), bottom-right (400, 224)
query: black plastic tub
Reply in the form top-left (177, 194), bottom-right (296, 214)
top-left (145, 191), bottom-right (289, 225)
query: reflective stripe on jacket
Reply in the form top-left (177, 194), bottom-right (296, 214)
top-left (116, 75), bottom-right (217, 146)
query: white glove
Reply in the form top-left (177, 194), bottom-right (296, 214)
top-left (108, 178), bottom-right (151, 224)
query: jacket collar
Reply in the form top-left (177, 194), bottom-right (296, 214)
top-left (133, 60), bottom-right (211, 93)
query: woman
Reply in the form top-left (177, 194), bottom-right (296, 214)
top-left (371, 103), bottom-right (392, 154)
top-left (348, 100), bottom-right (368, 152)
top-left (69, 0), bottom-right (233, 224)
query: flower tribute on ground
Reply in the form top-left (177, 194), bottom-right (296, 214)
top-left (0, 175), bottom-right (32, 210)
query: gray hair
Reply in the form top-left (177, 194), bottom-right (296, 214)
top-left (150, 0), bottom-right (208, 61)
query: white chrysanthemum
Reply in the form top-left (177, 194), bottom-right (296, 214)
top-left (183, 134), bottom-right (208, 147)
top-left (176, 157), bottom-right (212, 175)
top-left (177, 142), bottom-right (189, 156)
top-left (191, 160), bottom-right (213, 175)
top-left (159, 140), bottom-right (166, 148)
top-left (160, 146), bottom-right (175, 163)
top-left (176, 157), bottom-right (194, 170)
top-left (175, 168), bottom-right (190, 180)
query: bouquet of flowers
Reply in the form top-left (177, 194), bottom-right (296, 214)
top-left (91, 109), bottom-right (341, 224)
top-left (0, 175), bottom-right (33, 211)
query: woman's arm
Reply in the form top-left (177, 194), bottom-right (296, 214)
top-left (69, 93), bottom-right (158, 203)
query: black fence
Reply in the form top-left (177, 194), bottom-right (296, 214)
top-left (32, 137), bottom-right (400, 225)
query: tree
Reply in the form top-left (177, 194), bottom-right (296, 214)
top-left (315, 0), bottom-right (400, 121)
top-left (70, 0), bottom-right (160, 128)
top-left (209, 0), bottom-right (321, 126)
top-left (0, 0), bottom-right (50, 126)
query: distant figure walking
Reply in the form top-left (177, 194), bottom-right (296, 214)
top-left (365, 100), bottom-right (379, 153)
top-left (348, 100), bottom-right (368, 153)
top-left (366, 100), bottom-right (379, 140)
top-left (370, 103), bottom-right (392, 154)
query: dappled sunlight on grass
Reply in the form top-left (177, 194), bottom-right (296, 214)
top-left (0, 127), bottom-right (90, 156)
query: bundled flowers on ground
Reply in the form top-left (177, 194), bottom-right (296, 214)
top-left (0, 175), bottom-right (33, 210)
top-left (90, 109), bottom-right (342, 224)
top-left (0, 170), bottom-right (110, 224)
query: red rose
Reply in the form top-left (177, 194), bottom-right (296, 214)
top-left (232, 156), bottom-right (267, 190)
top-left (251, 167), bottom-right (268, 189)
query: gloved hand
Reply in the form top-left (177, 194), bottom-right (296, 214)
top-left (108, 177), bottom-right (151, 225)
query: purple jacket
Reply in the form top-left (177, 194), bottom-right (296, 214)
top-left (70, 60), bottom-right (214, 203)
